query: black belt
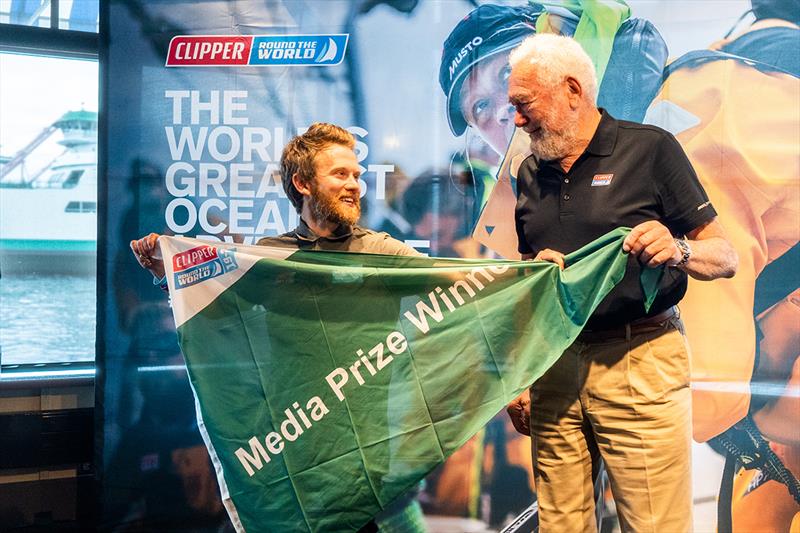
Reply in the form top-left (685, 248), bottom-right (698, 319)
top-left (578, 306), bottom-right (679, 342)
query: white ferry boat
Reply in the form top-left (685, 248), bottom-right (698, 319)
top-left (0, 110), bottom-right (97, 275)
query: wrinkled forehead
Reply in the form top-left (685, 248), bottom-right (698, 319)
top-left (508, 63), bottom-right (548, 98)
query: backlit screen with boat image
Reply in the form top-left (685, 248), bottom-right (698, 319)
top-left (0, 52), bottom-right (98, 366)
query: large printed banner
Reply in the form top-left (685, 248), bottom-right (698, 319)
top-left (102, 1), bottom-right (799, 531)
top-left (159, 229), bottom-right (658, 532)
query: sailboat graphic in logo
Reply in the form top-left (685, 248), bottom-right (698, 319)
top-left (316, 38), bottom-right (339, 63)
top-left (249, 34), bottom-right (349, 66)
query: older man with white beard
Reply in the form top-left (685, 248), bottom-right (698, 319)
top-left (504, 34), bottom-right (738, 533)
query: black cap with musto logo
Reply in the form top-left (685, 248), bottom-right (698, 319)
top-left (439, 4), bottom-right (541, 136)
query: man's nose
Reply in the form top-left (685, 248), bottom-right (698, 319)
top-left (344, 174), bottom-right (360, 191)
top-left (514, 110), bottom-right (528, 128)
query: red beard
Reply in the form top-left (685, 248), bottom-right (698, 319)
top-left (308, 183), bottom-right (361, 227)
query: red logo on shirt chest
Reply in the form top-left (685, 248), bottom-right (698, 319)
top-left (591, 173), bottom-right (614, 186)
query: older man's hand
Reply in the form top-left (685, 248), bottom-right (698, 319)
top-left (622, 220), bottom-right (682, 268)
top-left (534, 248), bottom-right (566, 270)
top-left (130, 232), bottom-right (165, 279)
top-left (506, 390), bottom-right (531, 436)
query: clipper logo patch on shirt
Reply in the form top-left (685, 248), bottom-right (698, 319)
top-left (591, 173), bottom-right (614, 186)
top-left (173, 245), bottom-right (238, 289)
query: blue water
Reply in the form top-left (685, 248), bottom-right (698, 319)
top-left (0, 275), bottom-right (95, 365)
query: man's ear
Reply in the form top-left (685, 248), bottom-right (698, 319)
top-left (292, 172), bottom-right (312, 197)
top-left (565, 76), bottom-right (582, 108)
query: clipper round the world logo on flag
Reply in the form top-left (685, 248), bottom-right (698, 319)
top-left (172, 244), bottom-right (238, 289)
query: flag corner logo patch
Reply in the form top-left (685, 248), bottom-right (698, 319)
top-left (591, 173), bottom-right (614, 187)
top-left (173, 245), bottom-right (238, 289)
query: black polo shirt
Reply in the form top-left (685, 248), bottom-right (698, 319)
top-left (515, 110), bottom-right (717, 328)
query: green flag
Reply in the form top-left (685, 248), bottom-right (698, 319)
top-left (159, 227), bottom-right (659, 532)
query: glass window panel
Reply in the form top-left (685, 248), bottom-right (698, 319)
top-left (59, 0), bottom-right (99, 32)
top-left (0, 1), bottom-right (98, 32)
top-left (0, 52), bottom-right (98, 365)
top-left (0, 0), bottom-right (51, 28)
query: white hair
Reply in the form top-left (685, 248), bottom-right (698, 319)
top-left (508, 34), bottom-right (598, 104)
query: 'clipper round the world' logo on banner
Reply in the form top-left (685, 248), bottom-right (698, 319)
top-left (166, 35), bottom-right (349, 67)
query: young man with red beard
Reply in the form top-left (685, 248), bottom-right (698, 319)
top-left (261, 123), bottom-right (425, 533)
top-left (130, 123), bottom-right (425, 532)
top-left (257, 122), bottom-right (420, 257)
top-left (130, 123), bottom-right (419, 275)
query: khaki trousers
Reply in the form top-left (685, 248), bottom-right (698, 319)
top-left (530, 315), bottom-right (693, 533)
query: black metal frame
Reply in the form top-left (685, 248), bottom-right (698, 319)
top-left (0, 23), bottom-right (98, 58)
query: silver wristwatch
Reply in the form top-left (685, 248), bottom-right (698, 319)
top-left (674, 238), bottom-right (692, 267)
